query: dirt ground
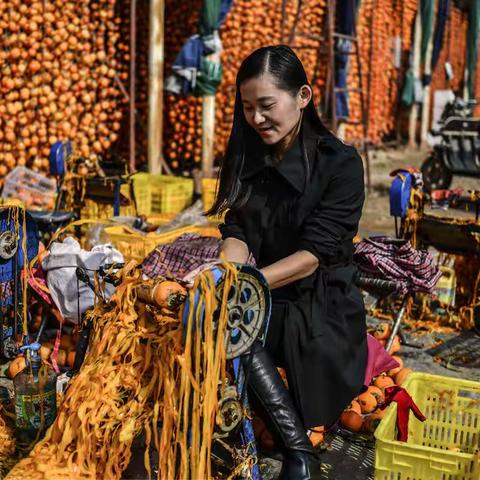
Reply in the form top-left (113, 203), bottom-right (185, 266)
top-left (359, 145), bottom-right (480, 385)
top-left (359, 146), bottom-right (480, 237)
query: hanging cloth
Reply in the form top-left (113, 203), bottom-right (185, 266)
top-left (431, 0), bottom-right (450, 73)
top-left (166, 0), bottom-right (234, 96)
top-left (466, 0), bottom-right (480, 98)
top-left (420, 0), bottom-right (435, 65)
top-left (333, 0), bottom-right (361, 121)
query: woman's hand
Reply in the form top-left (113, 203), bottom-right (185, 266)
top-left (260, 250), bottom-right (319, 289)
top-left (220, 237), bottom-right (250, 264)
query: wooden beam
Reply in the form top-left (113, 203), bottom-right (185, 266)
top-left (202, 95), bottom-right (215, 178)
top-left (148, 0), bottom-right (165, 174)
top-left (408, 10), bottom-right (422, 149)
top-left (201, 53), bottom-right (219, 179)
top-left (129, 0), bottom-right (137, 173)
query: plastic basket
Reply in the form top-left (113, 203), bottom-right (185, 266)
top-left (201, 177), bottom-right (224, 222)
top-left (103, 224), bottom-right (197, 263)
top-left (80, 184), bottom-right (135, 220)
top-left (374, 372), bottom-right (480, 480)
top-left (132, 173), bottom-right (194, 215)
top-left (1, 167), bottom-right (56, 210)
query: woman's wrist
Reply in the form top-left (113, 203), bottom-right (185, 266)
top-left (260, 250), bottom-right (319, 289)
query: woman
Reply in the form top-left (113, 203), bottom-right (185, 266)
top-left (208, 45), bottom-right (367, 480)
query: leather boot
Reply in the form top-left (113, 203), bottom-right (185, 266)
top-left (241, 343), bottom-right (321, 480)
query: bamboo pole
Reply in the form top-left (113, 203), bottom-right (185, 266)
top-left (202, 95), bottom-right (215, 178)
top-left (201, 53), bottom-right (219, 179)
top-left (408, 11), bottom-right (422, 149)
top-left (129, 0), bottom-right (137, 173)
top-left (420, 0), bottom-right (437, 148)
top-left (148, 0), bottom-right (165, 174)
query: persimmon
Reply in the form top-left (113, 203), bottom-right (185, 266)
top-left (251, 416), bottom-right (266, 439)
top-left (39, 346), bottom-right (52, 361)
top-left (67, 351), bottom-right (76, 369)
top-left (357, 391), bottom-right (377, 414)
top-left (153, 281), bottom-right (187, 309)
top-left (55, 349), bottom-right (67, 367)
top-left (7, 356), bottom-right (26, 379)
top-left (309, 425), bottom-right (325, 447)
top-left (373, 322), bottom-right (391, 341)
top-left (374, 374), bottom-right (395, 391)
top-left (346, 400), bottom-right (362, 415)
top-left (60, 335), bottom-right (74, 351)
top-left (394, 368), bottom-right (412, 386)
top-left (387, 355), bottom-right (404, 377)
top-left (260, 428), bottom-right (275, 451)
top-left (367, 385), bottom-right (384, 404)
top-left (388, 335), bottom-right (401, 354)
top-left (362, 408), bottom-right (386, 433)
top-left (340, 410), bottom-right (363, 432)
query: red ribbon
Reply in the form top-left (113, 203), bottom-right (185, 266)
top-left (381, 385), bottom-right (426, 442)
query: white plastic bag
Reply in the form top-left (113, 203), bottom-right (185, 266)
top-left (42, 237), bottom-right (124, 324)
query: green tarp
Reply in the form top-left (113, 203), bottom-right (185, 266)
top-left (421, 0), bottom-right (435, 64)
top-left (194, 57), bottom-right (223, 96)
top-left (199, 0), bottom-right (221, 38)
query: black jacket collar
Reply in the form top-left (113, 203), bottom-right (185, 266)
top-left (240, 118), bottom-right (337, 193)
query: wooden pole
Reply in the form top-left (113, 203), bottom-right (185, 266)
top-left (201, 53), bottom-right (219, 179)
top-left (129, 0), bottom-right (137, 173)
top-left (408, 10), bottom-right (422, 149)
top-left (148, 0), bottom-right (165, 174)
top-left (202, 95), bottom-right (215, 178)
top-left (420, 0), bottom-right (436, 148)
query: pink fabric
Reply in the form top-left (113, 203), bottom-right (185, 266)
top-left (364, 334), bottom-right (400, 386)
top-left (27, 267), bottom-right (53, 305)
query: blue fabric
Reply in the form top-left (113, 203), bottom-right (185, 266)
top-left (0, 211), bottom-right (39, 306)
top-left (431, 0), bottom-right (450, 72)
top-left (336, 0), bottom-right (360, 34)
top-left (171, 35), bottom-right (205, 95)
top-left (218, 0), bottom-right (234, 27)
top-left (335, 39), bottom-right (352, 119)
top-left (172, 35), bottom-right (204, 71)
top-left (334, 0), bottom-right (361, 120)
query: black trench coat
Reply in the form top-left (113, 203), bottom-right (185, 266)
top-left (219, 119), bottom-right (367, 429)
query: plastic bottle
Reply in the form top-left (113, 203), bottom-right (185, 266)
top-left (14, 342), bottom-right (57, 439)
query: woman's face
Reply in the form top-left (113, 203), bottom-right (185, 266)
top-left (240, 73), bottom-right (310, 145)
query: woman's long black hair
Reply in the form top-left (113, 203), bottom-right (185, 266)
top-left (207, 45), bottom-right (331, 216)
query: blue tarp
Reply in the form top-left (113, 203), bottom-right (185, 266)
top-left (334, 0), bottom-right (361, 120)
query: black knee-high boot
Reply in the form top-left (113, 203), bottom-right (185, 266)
top-left (241, 343), bottom-right (321, 480)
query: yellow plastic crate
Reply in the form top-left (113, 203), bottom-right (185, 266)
top-left (104, 224), bottom-right (196, 263)
top-left (201, 177), bottom-right (225, 222)
top-left (132, 173), bottom-right (194, 215)
top-left (81, 183), bottom-right (135, 220)
top-left (374, 372), bottom-right (480, 480)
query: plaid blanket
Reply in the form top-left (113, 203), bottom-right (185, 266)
top-left (354, 236), bottom-right (441, 294)
top-left (142, 233), bottom-right (220, 280)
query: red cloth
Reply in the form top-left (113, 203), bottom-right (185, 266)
top-left (381, 385), bottom-right (426, 442)
top-left (364, 334), bottom-right (399, 385)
